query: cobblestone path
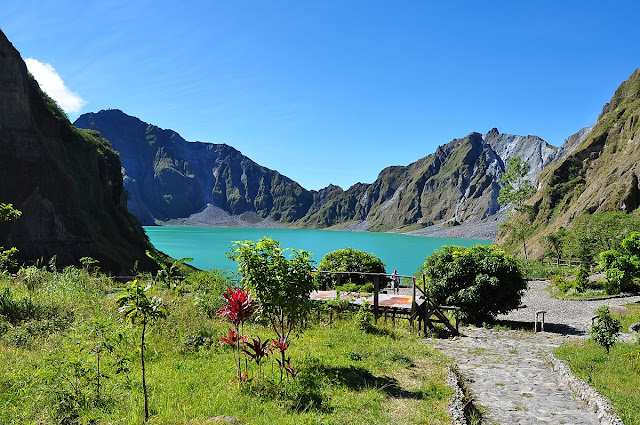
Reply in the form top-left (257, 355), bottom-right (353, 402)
top-left (430, 328), bottom-right (600, 425)
top-left (427, 281), bottom-right (639, 424)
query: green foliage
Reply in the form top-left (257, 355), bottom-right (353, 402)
top-left (590, 306), bottom-right (622, 354)
top-left (574, 267), bottom-right (590, 292)
top-left (0, 203), bottom-right (21, 270)
top-left (600, 231), bottom-right (640, 294)
top-left (497, 157), bottom-right (534, 210)
top-left (146, 250), bottom-right (193, 290)
top-left (315, 247), bottom-right (387, 289)
top-left (228, 238), bottom-right (316, 341)
top-left (419, 245), bottom-right (527, 324)
top-left (116, 280), bottom-right (168, 421)
top-left (185, 269), bottom-right (234, 318)
top-left (568, 212), bottom-right (640, 258)
top-left (544, 227), bottom-right (568, 263)
top-left (354, 303), bottom-right (373, 332)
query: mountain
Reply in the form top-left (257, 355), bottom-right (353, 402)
top-left (74, 110), bottom-right (315, 226)
top-left (499, 66), bottom-right (640, 256)
top-left (0, 30), bottom-right (157, 273)
top-left (299, 130), bottom-right (558, 233)
top-left (75, 110), bottom-right (556, 237)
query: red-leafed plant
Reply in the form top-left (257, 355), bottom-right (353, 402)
top-left (272, 336), bottom-right (292, 382)
top-left (217, 288), bottom-right (255, 382)
top-left (243, 336), bottom-right (270, 387)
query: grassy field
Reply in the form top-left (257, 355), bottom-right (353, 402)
top-left (555, 311), bottom-right (640, 425)
top-left (0, 268), bottom-right (452, 424)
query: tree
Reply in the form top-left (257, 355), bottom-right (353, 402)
top-left (544, 227), bottom-right (567, 264)
top-left (116, 281), bottom-right (168, 422)
top-left (599, 231), bottom-right (640, 294)
top-left (315, 247), bottom-right (387, 289)
top-left (228, 238), bottom-right (315, 342)
top-left (0, 203), bottom-right (21, 270)
top-left (419, 245), bottom-right (527, 324)
top-left (497, 157), bottom-right (534, 211)
top-left (500, 212), bottom-right (532, 259)
top-left (228, 238), bottom-right (315, 382)
top-left (498, 157), bottom-right (535, 259)
top-left (590, 306), bottom-right (622, 354)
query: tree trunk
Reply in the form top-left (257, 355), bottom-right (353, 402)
top-left (141, 321), bottom-right (148, 421)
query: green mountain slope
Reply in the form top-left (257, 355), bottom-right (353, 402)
top-left (0, 30), bottom-right (157, 273)
top-left (499, 66), bottom-right (640, 256)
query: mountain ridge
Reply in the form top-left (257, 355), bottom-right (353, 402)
top-left (75, 110), bottom-right (556, 237)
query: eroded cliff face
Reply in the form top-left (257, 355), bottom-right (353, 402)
top-left (0, 30), bottom-right (157, 273)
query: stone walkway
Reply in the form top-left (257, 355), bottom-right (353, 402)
top-left (428, 281), bottom-right (640, 424)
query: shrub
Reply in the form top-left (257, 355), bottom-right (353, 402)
top-left (575, 267), bottom-right (590, 292)
top-left (315, 247), bottom-right (386, 289)
top-left (590, 306), bottom-right (622, 354)
top-left (419, 245), bottom-right (527, 324)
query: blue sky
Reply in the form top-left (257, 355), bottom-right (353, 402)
top-left (3, 1), bottom-right (640, 190)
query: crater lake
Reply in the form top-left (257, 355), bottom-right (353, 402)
top-left (144, 227), bottom-right (491, 275)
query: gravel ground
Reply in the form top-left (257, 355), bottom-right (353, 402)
top-left (498, 280), bottom-right (640, 340)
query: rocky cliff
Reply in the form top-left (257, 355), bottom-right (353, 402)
top-left (0, 30), bottom-right (157, 273)
top-left (75, 109), bottom-right (556, 237)
top-left (498, 66), bottom-right (640, 256)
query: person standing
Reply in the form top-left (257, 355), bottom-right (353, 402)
top-left (391, 270), bottom-right (400, 294)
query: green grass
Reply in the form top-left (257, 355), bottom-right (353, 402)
top-left (555, 339), bottom-right (640, 425)
top-left (611, 302), bottom-right (640, 333)
top-left (0, 269), bottom-right (453, 424)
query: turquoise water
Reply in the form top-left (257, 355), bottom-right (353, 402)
top-left (144, 226), bottom-right (490, 276)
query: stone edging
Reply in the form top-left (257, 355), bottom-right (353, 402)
top-left (446, 365), bottom-right (472, 425)
top-left (547, 353), bottom-right (624, 425)
top-left (553, 293), bottom-right (636, 302)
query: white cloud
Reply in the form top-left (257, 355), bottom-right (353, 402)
top-left (24, 58), bottom-right (87, 114)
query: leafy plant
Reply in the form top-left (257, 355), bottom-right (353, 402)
top-left (145, 250), bottom-right (193, 290)
top-left (315, 247), bottom-right (386, 289)
top-left (0, 203), bottom-right (21, 270)
top-left (243, 336), bottom-right (270, 387)
top-left (116, 280), bottom-right (168, 421)
top-left (419, 245), bottom-right (527, 324)
top-left (590, 306), bottom-right (622, 354)
top-left (217, 288), bottom-right (255, 382)
top-left (228, 238), bottom-right (316, 343)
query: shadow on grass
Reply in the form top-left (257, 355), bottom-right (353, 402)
top-left (320, 365), bottom-right (421, 399)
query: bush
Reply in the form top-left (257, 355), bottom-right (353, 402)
top-left (315, 247), bottom-right (387, 289)
top-left (590, 306), bottom-right (622, 354)
top-left (419, 245), bottom-right (527, 324)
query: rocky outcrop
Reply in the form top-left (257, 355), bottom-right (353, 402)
top-left (0, 30), bottom-right (157, 273)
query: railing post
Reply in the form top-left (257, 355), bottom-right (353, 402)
top-left (373, 275), bottom-right (379, 323)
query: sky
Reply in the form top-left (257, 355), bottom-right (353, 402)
top-left (3, 1), bottom-right (640, 190)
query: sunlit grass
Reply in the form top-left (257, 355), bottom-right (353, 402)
top-left (555, 339), bottom-right (640, 425)
top-left (0, 269), bottom-right (453, 424)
